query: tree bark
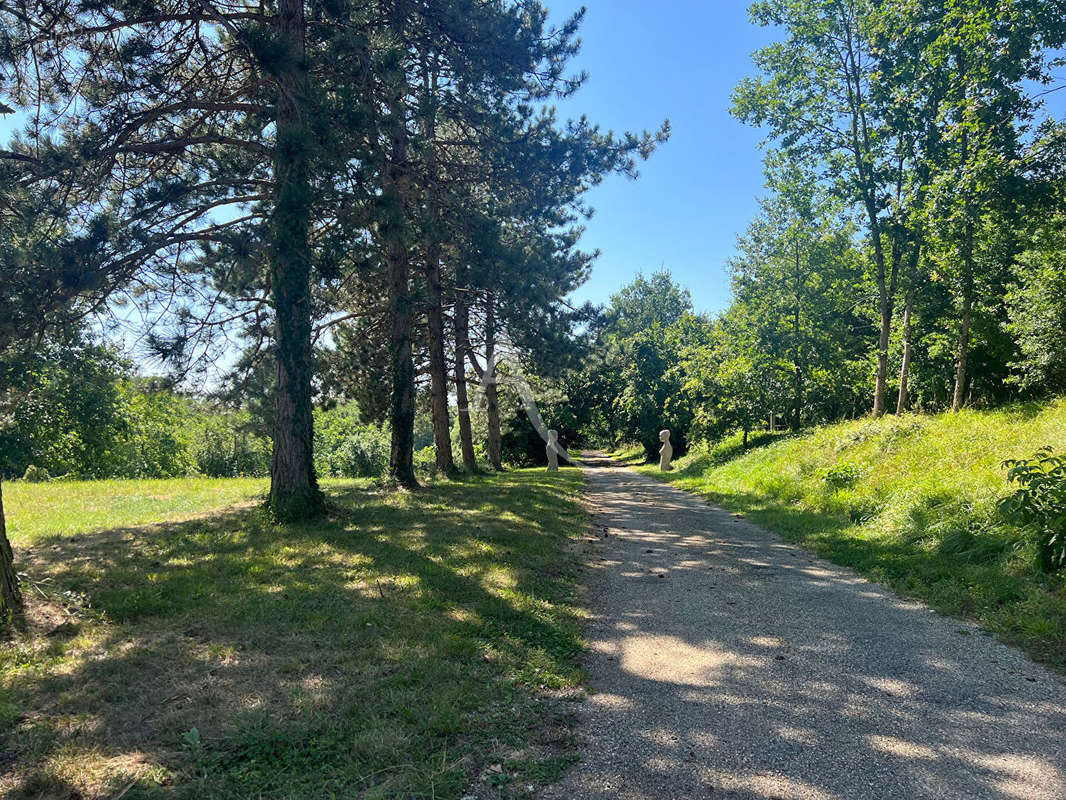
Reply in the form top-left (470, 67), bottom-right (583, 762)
top-left (425, 254), bottom-right (454, 473)
top-left (896, 242), bottom-right (920, 414)
top-left (792, 237), bottom-right (803, 432)
top-left (952, 216), bottom-right (975, 413)
top-left (0, 480), bottom-right (21, 620)
top-left (384, 1), bottom-right (417, 487)
top-left (269, 0), bottom-right (324, 520)
top-left (453, 284), bottom-right (478, 471)
top-left (482, 295), bottom-right (502, 471)
top-left (421, 59), bottom-right (455, 475)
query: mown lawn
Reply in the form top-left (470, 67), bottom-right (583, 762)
top-left (628, 398), bottom-right (1066, 671)
top-left (1, 468), bottom-right (587, 799)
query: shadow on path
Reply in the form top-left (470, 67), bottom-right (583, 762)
top-left (547, 455), bottom-right (1066, 800)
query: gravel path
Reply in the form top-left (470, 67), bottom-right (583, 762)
top-left (545, 455), bottom-right (1066, 800)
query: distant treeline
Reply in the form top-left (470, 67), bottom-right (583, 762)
top-left (530, 0), bottom-right (1066, 458)
top-left (545, 257), bottom-right (1065, 461)
top-left (0, 334), bottom-right (448, 482)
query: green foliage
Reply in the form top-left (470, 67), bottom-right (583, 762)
top-left (1002, 448), bottom-right (1066, 572)
top-left (730, 0), bottom-right (1066, 415)
top-left (192, 413), bottom-right (271, 478)
top-left (110, 382), bottom-right (198, 479)
top-left (314, 405), bottom-right (391, 479)
top-left (822, 461), bottom-right (862, 491)
top-left (20, 466), bottom-right (49, 483)
top-left (577, 271), bottom-right (708, 457)
top-left (1007, 212), bottom-right (1066, 394)
top-left (604, 270), bottom-right (693, 339)
top-left (0, 334), bottom-right (129, 479)
top-left (614, 317), bottom-right (703, 458)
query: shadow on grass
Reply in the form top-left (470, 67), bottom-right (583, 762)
top-left (669, 431), bottom-right (789, 479)
top-left (2, 471), bottom-right (587, 799)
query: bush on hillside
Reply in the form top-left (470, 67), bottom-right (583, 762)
top-left (822, 461), bottom-right (862, 490)
top-left (1001, 447), bottom-right (1066, 573)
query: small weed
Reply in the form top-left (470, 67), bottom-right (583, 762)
top-left (1001, 447), bottom-right (1066, 572)
top-left (822, 461), bottom-right (863, 491)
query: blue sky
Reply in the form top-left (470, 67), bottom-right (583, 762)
top-left (548, 1), bottom-right (776, 315)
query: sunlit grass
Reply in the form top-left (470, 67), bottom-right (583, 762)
top-left (635, 398), bottom-right (1066, 670)
top-left (1, 467), bottom-right (586, 799)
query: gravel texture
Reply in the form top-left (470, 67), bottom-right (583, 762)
top-left (544, 455), bottom-right (1066, 800)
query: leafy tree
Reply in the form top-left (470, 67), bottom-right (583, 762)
top-left (0, 334), bottom-right (127, 479)
top-left (1007, 213), bottom-right (1066, 393)
top-left (733, 0), bottom-right (904, 417)
top-left (613, 313), bottom-right (710, 459)
top-left (605, 270), bottom-right (693, 339)
top-left (0, 0), bottom-right (386, 518)
top-left (729, 164), bottom-right (868, 430)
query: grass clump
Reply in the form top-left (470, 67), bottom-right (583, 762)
top-left (635, 398), bottom-right (1066, 670)
top-left (1, 468), bottom-right (587, 799)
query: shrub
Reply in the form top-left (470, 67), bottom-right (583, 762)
top-left (822, 461), bottom-right (862, 490)
top-left (193, 424), bottom-right (271, 478)
top-left (413, 445), bottom-right (438, 475)
top-left (1001, 447), bottom-right (1066, 572)
top-left (331, 426), bottom-right (390, 478)
top-left (21, 464), bottom-right (50, 482)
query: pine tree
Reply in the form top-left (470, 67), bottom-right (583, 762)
top-left (0, 0), bottom-right (385, 518)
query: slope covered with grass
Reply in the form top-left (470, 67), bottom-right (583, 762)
top-left (634, 398), bottom-right (1066, 670)
top-left (2, 468), bottom-right (587, 799)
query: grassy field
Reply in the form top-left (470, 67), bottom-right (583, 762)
top-left (628, 398), bottom-right (1066, 670)
top-left (2, 469), bottom-right (588, 799)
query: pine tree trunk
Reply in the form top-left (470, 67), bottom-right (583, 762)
top-left (0, 480), bottom-right (21, 620)
top-left (453, 287), bottom-right (477, 471)
top-left (421, 61), bottom-right (455, 475)
top-left (269, 0), bottom-right (324, 520)
top-left (384, 1), bottom-right (417, 487)
top-left (952, 217), bottom-right (975, 413)
top-left (483, 297), bottom-right (502, 471)
top-left (426, 257), bottom-right (454, 474)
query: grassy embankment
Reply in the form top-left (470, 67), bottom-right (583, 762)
top-left (2, 469), bottom-right (587, 799)
top-left (625, 398), bottom-right (1066, 670)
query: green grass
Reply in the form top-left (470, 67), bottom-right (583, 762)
top-left (631, 398), bottom-right (1066, 670)
top-left (1, 468), bottom-right (587, 799)
top-left (6, 477), bottom-right (272, 541)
